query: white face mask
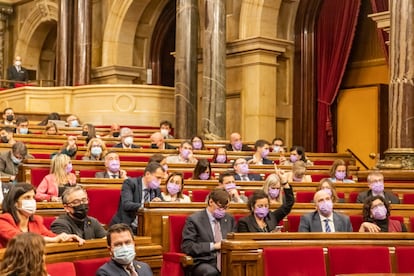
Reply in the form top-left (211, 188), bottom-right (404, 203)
top-left (160, 129), bottom-right (169, 137)
top-left (124, 136), bottom-right (133, 146)
top-left (112, 244), bottom-right (136, 265)
top-left (15, 61), bottom-right (22, 66)
top-left (20, 199), bottom-right (36, 215)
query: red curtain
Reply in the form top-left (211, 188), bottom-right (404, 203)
top-left (370, 0), bottom-right (389, 62)
top-left (316, 0), bottom-right (361, 152)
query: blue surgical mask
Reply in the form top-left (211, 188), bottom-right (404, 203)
top-left (91, 146), bottom-right (102, 156)
top-left (70, 120), bottom-right (79, 127)
top-left (19, 128), bottom-right (28, 134)
top-left (112, 244), bottom-right (136, 265)
top-left (11, 154), bottom-right (22, 165)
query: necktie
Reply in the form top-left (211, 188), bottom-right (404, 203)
top-left (111, 174), bottom-right (118, 179)
top-left (324, 219), bottom-right (331, 232)
top-left (126, 263), bottom-right (138, 276)
top-left (242, 175), bottom-right (249, 181)
top-left (144, 189), bottom-right (150, 202)
top-left (214, 220), bottom-right (222, 271)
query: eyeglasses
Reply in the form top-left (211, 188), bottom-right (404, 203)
top-left (67, 198), bottom-right (89, 206)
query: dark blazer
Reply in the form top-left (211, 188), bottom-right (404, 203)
top-left (51, 214), bottom-right (107, 239)
top-left (96, 259), bottom-right (153, 276)
top-left (0, 151), bottom-right (33, 177)
top-left (245, 157), bottom-right (273, 165)
top-left (225, 143), bottom-right (252, 151)
top-left (7, 65), bottom-right (29, 87)
top-left (181, 209), bottom-right (235, 267)
top-left (110, 177), bottom-right (162, 229)
top-left (298, 211), bottom-right (353, 232)
top-left (237, 187), bottom-right (294, 232)
top-left (356, 190), bottom-right (400, 204)
top-left (234, 173), bottom-right (262, 181)
top-left (113, 143), bottom-right (140, 149)
top-left (95, 171), bottom-right (121, 179)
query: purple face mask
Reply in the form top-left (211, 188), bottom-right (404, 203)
top-left (65, 163), bottom-right (73, 173)
top-left (148, 177), bottom-right (160, 189)
top-left (372, 205), bottom-right (387, 220)
top-left (239, 163), bottom-right (249, 174)
top-left (181, 149), bottom-right (191, 159)
top-left (371, 181), bottom-right (384, 195)
top-left (254, 207), bottom-right (269, 219)
top-left (192, 141), bottom-right (202, 150)
top-left (335, 171), bottom-right (346, 180)
top-left (261, 149), bottom-right (270, 159)
top-left (213, 208), bottom-right (226, 219)
top-left (108, 160), bottom-right (120, 173)
top-left (199, 172), bottom-right (210, 180)
top-left (318, 200), bottom-right (333, 216)
top-left (167, 182), bottom-right (181, 195)
top-left (290, 155), bottom-right (298, 163)
top-left (268, 188), bottom-right (280, 199)
top-left (234, 141), bottom-right (243, 151)
top-left (215, 154), bottom-right (227, 163)
top-left (293, 175), bottom-right (303, 182)
top-left (162, 164), bottom-right (169, 172)
top-left (225, 183), bottom-right (237, 191)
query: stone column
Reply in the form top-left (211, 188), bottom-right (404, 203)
top-left (0, 7), bottom-right (12, 80)
top-left (73, 0), bottom-right (92, 85)
top-left (201, 0), bottom-right (226, 140)
top-left (174, 0), bottom-right (198, 139)
top-left (379, 0), bottom-right (414, 169)
top-left (56, 0), bottom-right (73, 86)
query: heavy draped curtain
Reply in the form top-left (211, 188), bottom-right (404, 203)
top-left (316, 0), bottom-right (361, 152)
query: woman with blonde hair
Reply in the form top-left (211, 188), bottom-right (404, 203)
top-left (286, 160), bottom-right (313, 182)
top-left (316, 178), bottom-right (343, 203)
top-left (82, 138), bottom-right (108, 161)
top-left (262, 173), bottom-right (284, 204)
top-left (35, 154), bottom-right (77, 202)
top-left (0, 232), bottom-right (48, 275)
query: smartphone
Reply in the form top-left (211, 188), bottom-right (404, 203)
top-left (272, 225), bottom-right (284, 232)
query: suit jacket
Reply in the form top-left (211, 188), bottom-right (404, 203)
top-left (110, 177), bottom-right (162, 229)
top-left (225, 143), bottom-right (252, 151)
top-left (50, 214), bottom-right (107, 239)
top-left (96, 259), bottom-right (152, 276)
top-left (298, 211), bottom-right (353, 232)
top-left (356, 190), bottom-right (400, 204)
top-left (113, 143), bottom-right (140, 149)
top-left (234, 173), bottom-right (262, 181)
top-left (95, 171), bottom-right (121, 179)
top-left (181, 209), bottom-right (235, 267)
top-left (0, 151), bottom-right (33, 177)
top-left (7, 65), bottom-right (29, 87)
top-left (237, 187), bottom-right (294, 232)
top-left (245, 157), bottom-right (273, 165)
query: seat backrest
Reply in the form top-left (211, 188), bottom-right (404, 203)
top-left (395, 246), bottom-right (414, 273)
top-left (86, 188), bottom-right (121, 226)
top-left (348, 191), bottom-right (359, 203)
top-left (42, 216), bottom-right (56, 230)
top-left (349, 215), bottom-right (363, 232)
top-left (311, 174), bottom-right (330, 182)
top-left (79, 169), bottom-right (101, 178)
top-left (191, 190), bottom-right (210, 202)
top-left (403, 193), bottom-right (414, 204)
top-left (328, 246), bottom-right (391, 276)
top-left (46, 262), bottom-right (76, 276)
top-left (74, 257), bottom-right (110, 275)
top-left (168, 215), bottom-right (188, 252)
top-left (287, 214), bottom-right (302, 232)
top-left (263, 247), bottom-right (326, 276)
top-left (30, 167), bottom-right (50, 187)
top-left (295, 191), bottom-right (314, 203)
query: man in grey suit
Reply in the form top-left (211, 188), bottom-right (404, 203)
top-left (182, 188), bottom-right (236, 276)
top-left (95, 151), bottom-right (128, 179)
top-left (96, 223), bottom-right (152, 276)
top-left (298, 189), bottom-right (352, 232)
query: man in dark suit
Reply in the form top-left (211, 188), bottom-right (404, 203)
top-left (95, 151), bottom-right (128, 179)
top-left (7, 56), bottom-right (29, 88)
top-left (356, 172), bottom-right (400, 204)
top-left (233, 158), bottom-right (262, 181)
top-left (298, 190), bottom-right (352, 232)
top-left (225, 132), bottom-right (252, 151)
top-left (113, 127), bottom-right (141, 149)
top-left (110, 162), bottom-right (164, 234)
top-left (182, 188), bottom-right (235, 276)
top-left (246, 139), bottom-right (273, 165)
top-left (149, 132), bottom-right (176, 149)
top-left (96, 223), bottom-right (153, 276)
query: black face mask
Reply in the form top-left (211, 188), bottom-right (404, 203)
top-left (81, 131), bottom-right (88, 136)
top-left (112, 132), bottom-right (120, 138)
top-left (71, 203), bottom-right (89, 220)
top-left (1, 136), bottom-right (9, 143)
top-left (6, 115), bottom-right (14, 122)
top-left (151, 143), bottom-right (158, 149)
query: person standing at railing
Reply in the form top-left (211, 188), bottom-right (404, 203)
top-left (7, 56), bottom-right (29, 88)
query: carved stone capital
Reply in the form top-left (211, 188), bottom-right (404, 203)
top-left (376, 148), bottom-right (414, 169)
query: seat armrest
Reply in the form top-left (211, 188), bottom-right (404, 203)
top-left (163, 252), bottom-right (194, 267)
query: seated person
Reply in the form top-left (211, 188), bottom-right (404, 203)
top-left (181, 188), bottom-right (235, 275)
top-left (225, 132), bottom-right (251, 151)
top-left (285, 160), bottom-right (313, 182)
top-left (51, 185), bottom-right (107, 239)
top-left (212, 147), bottom-right (228, 163)
top-left (37, 112), bottom-right (61, 126)
top-left (0, 127), bottom-right (16, 145)
top-left (82, 138), bottom-right (108, 161)
top-left (35, 154), bottom-right (77, 202)
top-left (1, 107), bottom-right (15, 125)
top-left (66, 114), bottom-right (81, 127)
top-left (148, 153), bottom-right (169, 177)
top-left (0, 141), bottom-right (33, 182)
top-left (104, 123), bottom-right (121, 138)
top-left (191, 135), bottom-right (206, 150)
top-left (217, 171), bottom-right (247, 203)
top-left (262, 173), bottom-right (284, 204)
top-left (0, 183), bottom-right (84, 247)
top-left (161, 172), bottom-right (191, 202)
top-left (160, 120), bottom-right (175, 139)
top-left (328, 159), bottom-right (354, 183)
top-left (271, 137), bottom-right (285, 153)
top-left (298, 189), bottom-right (352, 232)
top-left (14, 116), bottom-right (31, 134)
top-left (237, 170), bottom-right (293, 232)
top-left (81, 123), bottom-right (98, 145)
top-left (150, 131), bottom-right (176, 149)
top-left (279, 145), bottom-right (314, 166)
top-left (356, 172), bottom-right (400, 204)
top-left (95, 151), bottom-right (128, 179)
top-left (113, 127), bottom-right (141, 149)
top-left (192, 158), bottom-right (213, 180)
top-left (55, 135), bottom-right (78, 159)
top-left (44, 122), bottom-right (60, 135)
top-left (110, 162), bottom-right (164, 233)
top-left (165, 140), bottom-right (197, 164)
top-left (246, 139), bottom-right (273, 165)
top-left (233, 158), bottom-right (261, 181)
top-left (316, 178), bottom-right (344, 203)
top-left (359, 195), bottom-right (407, 232)
top-left (96, 223), bottom-right (153, 276)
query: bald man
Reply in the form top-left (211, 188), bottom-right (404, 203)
top-left (225, 132), bottom-right (252, 152)
top-left (7, 56), bottom-right (29, 87)
top-left (150, 132), bottom-right (176, 150)
top-left (298, 190), bottom-right (352, 232)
